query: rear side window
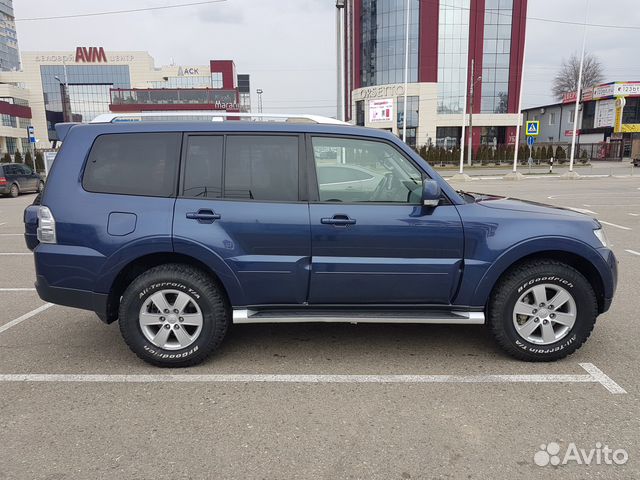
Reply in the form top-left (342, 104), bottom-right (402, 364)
top-left (83, 133), bottom-right (181, 197)
top-left (182, 135), bottom-right (223, 198)
top-left (224, 135), bottom-right (298, 201)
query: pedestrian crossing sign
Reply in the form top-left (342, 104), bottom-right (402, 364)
top-left (526, 120), bottom-right (540, 136)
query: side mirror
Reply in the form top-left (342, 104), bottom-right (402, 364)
top-left (422, 179), bottom-right (441, 207)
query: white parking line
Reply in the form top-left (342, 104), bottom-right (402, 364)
top-left (0, 223), bottom-right (6, 227)
top-left (600, 221), bottom-right (632, 231)
top-left (629, 213), bottom-right (639, 217)
top-left (566, 207), bottom-right (599, 215)
top-left (0, 253), bottom-right (31, 256)
top-left (0, 363), bottom-right (625, 394)
top-left (0, 288), bottom-right (36, 292)
top-left (0, 303), bottom-right (53, 335)
top-left (0, 233), bottom-right (22, 236)
top-left (625, 249), bottom-right (640, 256)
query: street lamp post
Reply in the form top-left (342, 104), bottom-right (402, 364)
top-left (336, 0), bottom-right (346, 122)
top-left (256, 89), bottom-right (264, 114)
top-left (466, 60), bottom-right (481, 167)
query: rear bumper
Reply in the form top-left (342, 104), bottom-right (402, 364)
top-left (35, 274), bottom-right (109, 322)
top-left (0, 185), bottom-right (10, 195)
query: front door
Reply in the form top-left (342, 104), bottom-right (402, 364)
top-left (307, 136), bottom-right (464, 305)
top-left (173, 133), bottom-right (311, 306)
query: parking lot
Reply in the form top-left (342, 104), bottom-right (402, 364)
top-left (0, 176), bottom-right (639, 479)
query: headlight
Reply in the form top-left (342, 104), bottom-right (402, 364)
top-left (594, 228), bottom-right (608, 248)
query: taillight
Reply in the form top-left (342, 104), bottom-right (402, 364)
top-left (0, 177), bottom-right (6, 186)
top-left (37, 206), bottom-right (57, 244)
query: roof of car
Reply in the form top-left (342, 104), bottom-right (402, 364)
top-left (56, 121), bottom-right (397, 143)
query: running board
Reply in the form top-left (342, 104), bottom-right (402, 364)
top-left (233, 309), bottom-right (485, 325)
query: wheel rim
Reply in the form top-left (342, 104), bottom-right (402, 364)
top-left (139, 289), bottom-right (204, 351)
top-left (10, 185), bottom-right (17, 195)
top-left (512, 283), bottom-right (577, 345)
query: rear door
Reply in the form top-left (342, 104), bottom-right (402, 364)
top-left (173, 133), bottom-right (311, 306)
top-left (18, 164), bottom-right (38, 191)
top-left (307, 135), bottom-right (464, 305)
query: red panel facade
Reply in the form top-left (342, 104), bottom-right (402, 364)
top-left (418, 0), bottom-right (439, 83)
top-left (467, 0), bottom-right (485, 115)
top-left (353, 0), bottom-right (362, 90)
top-left (0, 101), bottom-right (32, 119)
top-left (508, 0), bottom-right (527, 113)
top-left (210, 60), bottom-right (236, 89)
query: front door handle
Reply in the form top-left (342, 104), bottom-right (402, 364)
top-left (320, 214), bottom-right (356, 226)
top-left (186, 209), bottom-right (221, 224)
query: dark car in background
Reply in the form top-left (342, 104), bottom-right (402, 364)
top-left (0, 163), bottom-right (44, 197)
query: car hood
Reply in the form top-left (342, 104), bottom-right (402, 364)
top-left (471, 193), bottom-right (596, 222)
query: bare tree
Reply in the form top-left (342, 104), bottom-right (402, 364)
top-left (552, 52), bottom-right (604, 100)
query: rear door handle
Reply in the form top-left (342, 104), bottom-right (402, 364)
top-left (320, 214), bottom-right (356, 226)
top-left (186, 209), bottom-right (221, 224)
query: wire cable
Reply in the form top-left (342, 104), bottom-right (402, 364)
top-left (15, 0), bottom-right (228, 22)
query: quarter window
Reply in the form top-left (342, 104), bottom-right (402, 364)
top-left (83, 133), bottom-right (180, 196)
top-left (312, 137), bottom-right (423, 203)
top-left (224, 136), bottom-right (299, 201)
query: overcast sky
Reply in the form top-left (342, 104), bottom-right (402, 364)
top-left (12, 0), bottom-right (640, 115)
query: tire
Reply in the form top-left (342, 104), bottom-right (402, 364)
top-left (488, 260), bottom-right (597, 362)
top-left (119, 263), bottom-right (230, 367)
top-left (9, 183), bottom-right (19, 198)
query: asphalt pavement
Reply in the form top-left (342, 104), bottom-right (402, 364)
top-left (0, 176), bottom-right (638, 479)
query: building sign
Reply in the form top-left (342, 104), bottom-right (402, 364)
top-left (564, 130), bottom-right (581, 137)
top-left (355, 85), bottom-right (405, 101)
top-left (369, 98), bottom-right (393, 123)
top-left (562, 89), bottom-right (593, 104)
top-left (614, 96), bottom-right (626, 134)
top-left (75, 47), bottom-right (107, 63)
top-left (593, 82), bottom-right (640, 100)
top-left (177, 66), bottom-right (201, 76)
top-left (594, 99), bottom-right (616, 128)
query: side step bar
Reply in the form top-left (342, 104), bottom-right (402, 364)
top-left (233, 309), bottom-right (485, 325)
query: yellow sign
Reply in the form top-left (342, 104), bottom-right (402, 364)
top-left (621, 124), bottom-right (640, 133)
top-left (614, 96), bottom-right (626, 134)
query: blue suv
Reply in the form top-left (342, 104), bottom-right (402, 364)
top-left (24, 116), bottom-right (617, 367)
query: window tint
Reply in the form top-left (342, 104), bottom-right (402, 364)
top-left (182, 135), bottom-right (223, 198)
top-left (83, 133), bottom-right (180, 196)
top-left (2, 164), bottom-right (16, 175)
top-left (312, 137), bottom-right (423, 203)
top-left (21, 165), bottom-right (33, 175)
top-left (224, 136), bottom-right (298, 201)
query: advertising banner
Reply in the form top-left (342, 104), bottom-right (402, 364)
top-left (369, 98), bottom-right (393, 123)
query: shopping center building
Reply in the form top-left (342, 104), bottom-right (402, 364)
top-left (0, 48), bottom-right (251, 149)
top-left (341, 0), bottom-right (527, 149)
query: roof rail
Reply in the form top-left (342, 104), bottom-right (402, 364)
top-left (91, 112), bottom-right (349, 125)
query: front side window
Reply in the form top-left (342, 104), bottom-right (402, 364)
top-left (312, 137), bottom-right (422, 203)
top-left (224, 135), bottom-right (299, 201)
top-left (83, 133), bottom-right (180, 196)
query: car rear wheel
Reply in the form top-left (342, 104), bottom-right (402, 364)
top-left (489, 260), bottom-right (598, 361)
top-left (9, 183), bottom-right (18, 198)
top-left (119, 263), bottom-right (230, 367)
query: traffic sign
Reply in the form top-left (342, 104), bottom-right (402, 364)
top-left (527, 136), bottom-right (535, 146)
top-left (27, 125), bottom-right (36, 144)
top-left (526, 121), bottom-right (539, 136)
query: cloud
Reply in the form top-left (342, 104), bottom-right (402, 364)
top-left (198, 3), bottom-right (244, 24)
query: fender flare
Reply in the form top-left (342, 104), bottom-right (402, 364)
top-left (470, 236), bottom-right (611, 307)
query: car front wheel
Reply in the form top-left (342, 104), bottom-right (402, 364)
top-left (489, 260), bottom-right (598, 361)
top-left (119, 264), bottom-right (230, 367)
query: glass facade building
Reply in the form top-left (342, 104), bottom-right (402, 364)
top-left (437, 0), bottom-right (470, 114)
top-left (0, 1), bottom-right (19, 71)
top-left (360, 0), bottom-right (419, 87)
top-left (40, 65), bottom-right (131, 139)
top-left (481, 0), bottom-right (513, 114)
top-left (346, 0), bottom-right (527, 150)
